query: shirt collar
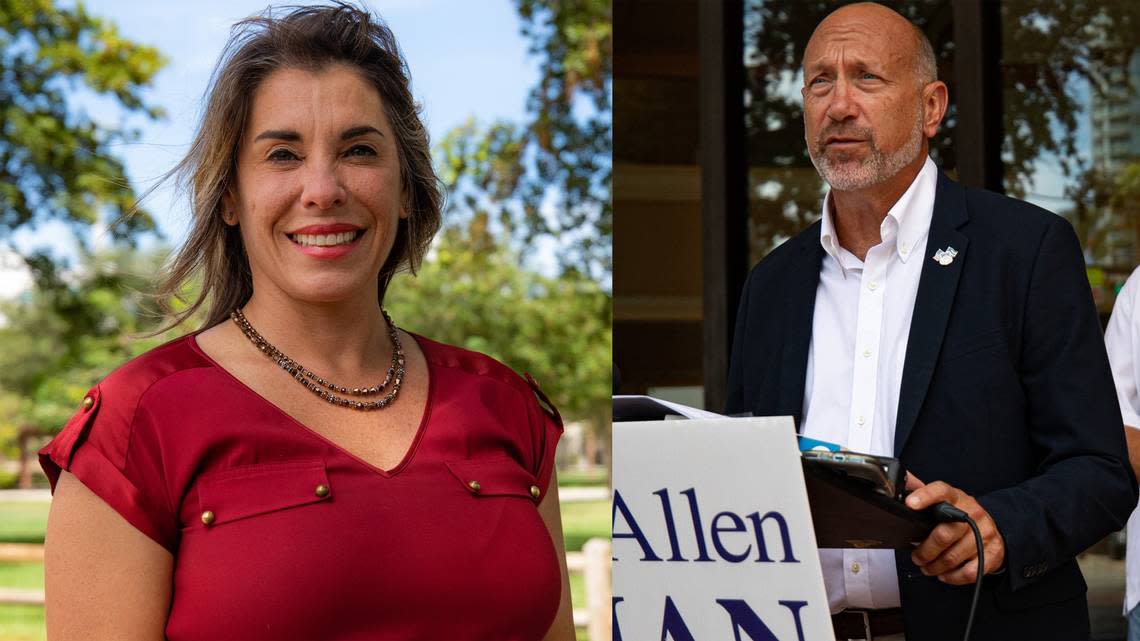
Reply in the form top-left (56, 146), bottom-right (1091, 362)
top-left (818, 156), bottom-right (938, 274)
top-left (888, 156), bottom-right (937, 264)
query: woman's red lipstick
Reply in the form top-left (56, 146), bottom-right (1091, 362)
top-left (286, 224), bottom-right (366, 259)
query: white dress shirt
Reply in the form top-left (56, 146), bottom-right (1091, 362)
top-left (1104, 265), bottom-right (1140, 615)
top-left (801, 156), bottom-right (938, 613)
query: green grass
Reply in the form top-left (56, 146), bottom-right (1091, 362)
top-left (561, 499), bottom-right (609, 552)
top-left (557, 468), bottom-right (609, 487)
top-left (569, 571), bottom-right (585, 610)
top-left (0, 562), bottom-right (43, 590)
top-left (0, 604), bottom-right (44, 641)
top-left (561, 497), bottom-right (607, 637)
top-left (0, 502), bottom-right (50, 545)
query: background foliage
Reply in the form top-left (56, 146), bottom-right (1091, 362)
top-left (438, 0), bottom-right (612, 282)
top-left (389, 215), bottom-right (610, 424)
top-left (0, 0), bottom-right (164, 243)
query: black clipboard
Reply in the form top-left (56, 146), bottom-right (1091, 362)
top-left (802, 457), bottom-right (937, 549)
top-left (613, 396), bottom-right (684, 421)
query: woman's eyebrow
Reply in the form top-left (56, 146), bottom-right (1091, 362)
top-left (341, 125), bottom-right (383, 140)
top-left (251, 126), bottom-right (382, 143)
top-left (253, 129), bottom-right (300, 143)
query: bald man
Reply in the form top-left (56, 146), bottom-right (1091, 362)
top-left (726, 3), bottom-right (1136, 639)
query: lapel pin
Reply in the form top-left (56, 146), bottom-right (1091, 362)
top-left (932, 246), bottom-right (958, 266)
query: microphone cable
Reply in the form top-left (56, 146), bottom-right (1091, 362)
top-left (931, 502), bottom-right (983, 641)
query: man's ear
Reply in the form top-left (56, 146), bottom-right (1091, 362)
top-left (922, 80), bottom-right (949, 139)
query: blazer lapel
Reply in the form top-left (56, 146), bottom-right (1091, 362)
top-left (894, 173), bottom-right (970, 455)
top-left (778, 224), bottom-right (825, 431)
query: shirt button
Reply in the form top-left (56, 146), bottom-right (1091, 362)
top-left (315, 484), bottom-right (330, 498)
top-left (863, 349), bottom-right (872, 358)
top-left (82, 396), bottom-right (94, 410)
top-left (901, 243), bottom-right (909, 253)
top-left (201, 511), bottom-right (215, 526)
top-left (468, 480), bottom-right (481, 493)
top-left (851, 562), bottom-right (861, 574)
top-left (868, 281), bottom-right (878, 291)
top-left (856, 416), bottom-right (866, 426)
top-left (529, 485), bottom-right (541, 499)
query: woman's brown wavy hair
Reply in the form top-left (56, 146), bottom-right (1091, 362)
top-left (156, 2), bottom-right (442, 330)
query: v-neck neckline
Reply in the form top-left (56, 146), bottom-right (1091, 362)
top-left (186, 330), bottom-right (435, 478)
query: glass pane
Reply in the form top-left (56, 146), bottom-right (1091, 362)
top-left (612, 1), bottom-right (703, 394)
top-left (1001, 2), bottom-right (1140, 315)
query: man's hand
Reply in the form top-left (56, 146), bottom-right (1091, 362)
top-left (904, 473), bottom-right (1006, 585)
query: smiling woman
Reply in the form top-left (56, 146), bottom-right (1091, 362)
top-left (223, 65), bottom-right (407, 306)
top-left (36, 4), bottom-right (574, 641)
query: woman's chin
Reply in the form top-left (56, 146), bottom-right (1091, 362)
top-left (283, 279), bottom-right (378, 306)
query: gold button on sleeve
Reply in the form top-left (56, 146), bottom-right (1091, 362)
top-left (468, 480), bottom-right (481, 493)
top-left (82, 396), bottom-right (94, 410)
top-left (529, 485), bottom-right (541, 499)
top-left (201, 511), bottom-right (215, 526)
top-left (315, 484), bottom-right (330, 498)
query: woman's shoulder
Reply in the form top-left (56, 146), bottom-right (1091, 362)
top-left (412, 333), bottom-right (533, 397)
top-left (40, 333), bottom-right (212, 550)
top-left (411, 334), bottom-right (563, 488)
top-left (94, 333), bottom-right (216, 411)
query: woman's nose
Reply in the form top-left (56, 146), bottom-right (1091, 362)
top-left (301, 162), bottom-right (347, 210)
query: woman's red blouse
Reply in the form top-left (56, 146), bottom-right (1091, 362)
top-left (39, 334), bottom-right (564, 640)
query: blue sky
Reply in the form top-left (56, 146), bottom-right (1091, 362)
top-left (3, 0), bottom-right (538, 294)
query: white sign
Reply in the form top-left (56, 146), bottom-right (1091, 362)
top-left (612, 417), bottom-right (833, 641)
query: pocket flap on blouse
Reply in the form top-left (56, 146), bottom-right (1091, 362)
top-left (445, 457), bottom-right (540, 501)
top-left (196, 459), bottom-right (330, 527)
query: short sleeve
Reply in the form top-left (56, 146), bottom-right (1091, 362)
top-left (1106, 267), bottom-right (1140, 428)
top-left (38, 384), bottom-right (179, 552)
top-left (522, 373), bottom-right (564, 497)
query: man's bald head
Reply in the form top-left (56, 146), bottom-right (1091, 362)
top-left (800, 1), bottom-right (948, 192)
top-left (807, 2), bottom-right (936, 87)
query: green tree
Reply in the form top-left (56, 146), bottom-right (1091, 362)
top-left (0, 0), bottom-right (166, 485)
top-left (428, 0), bottom-right (613, 469)
top-left (1067, 162), bottom-right (1140, 268)
top-left (437, 0), bottom-right (612, 281)
top-left (0, 0), bottom-right (165, 246)
top-left (387, 214), bottom-right (611, 425)
top-left (0, 247), bottom-right (179, 486)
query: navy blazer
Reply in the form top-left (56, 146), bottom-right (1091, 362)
top-left (726, 172), bottom-right (1137, 640)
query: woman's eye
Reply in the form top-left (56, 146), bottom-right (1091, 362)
top-left (346, 145), bottom-right (377, 157)
top-left (267, 148), bottom-right (298, 162)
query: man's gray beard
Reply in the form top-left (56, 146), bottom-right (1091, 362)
top-left (808, 111), bottom-right (925, 191)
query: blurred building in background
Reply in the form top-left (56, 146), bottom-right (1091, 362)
top-left (1089, 49), bottom-right (1140, 271)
